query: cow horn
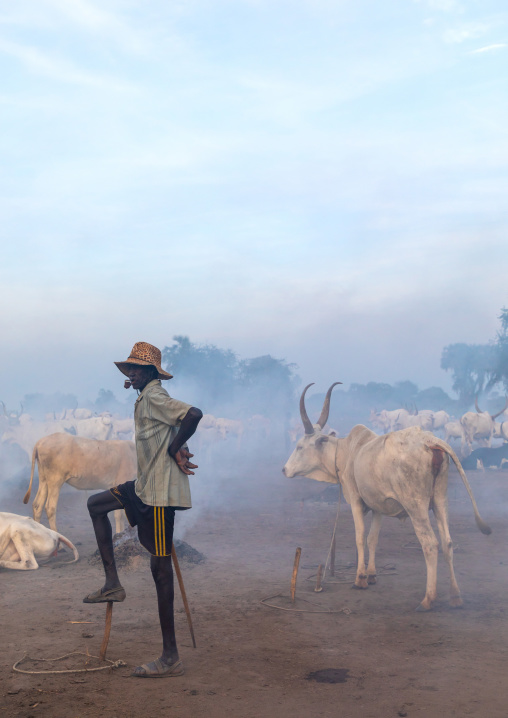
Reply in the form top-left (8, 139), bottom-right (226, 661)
top-left (491, 396), bottom-right (508, 420)
top-left (475, 395), bottom-right (483, 414)
top-left (300, 383), bottom-right (316, 435)
top-left (317, 382), bottom-right (342, 429)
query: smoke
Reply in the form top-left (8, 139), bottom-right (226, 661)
top-left (0, 440), bottom-right (30, 506)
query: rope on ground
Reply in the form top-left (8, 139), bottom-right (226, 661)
top-left (305, 563), bottom-right (398, 584)
top-left (13, 652), bottom-right (127, 675)
top-left (260, 593), bottom-right (351, 614)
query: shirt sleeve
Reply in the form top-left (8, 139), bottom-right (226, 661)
top-left (146, 387), bottom-right (192, 427)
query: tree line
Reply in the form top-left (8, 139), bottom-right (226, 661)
top-left (9, 306), bottom-right (508, 423)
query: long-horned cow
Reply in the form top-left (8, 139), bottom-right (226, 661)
top-left (283, 384), bottom-right (491, 611)
top-left (460, 396), bottom-right (508, 453)
top-left (23, 433), bottom-right (137, 534)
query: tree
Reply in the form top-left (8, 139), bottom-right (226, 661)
top-left (440, 343), bottom-right (497, 405)
top-left (162, 336), bottom-right (238, 411)
top-left (238, 355), bottom-right (299, 418)
top-left (488, 306), bottom-right (508, 392)
top-left (162, 336), bottom-right (299, 419)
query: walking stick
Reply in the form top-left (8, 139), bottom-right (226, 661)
top-left (99, 602), bottom-right (114, 661)
top-left (171, 544), bottom-right (197, 649)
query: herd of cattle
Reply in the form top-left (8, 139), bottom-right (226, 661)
top-left (369, 397), bottom-right (508, 464)
top-left (0, 390), bottom-right (506, 612)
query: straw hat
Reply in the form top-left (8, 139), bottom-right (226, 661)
top-left (114, 342), bottom-right (173, 380)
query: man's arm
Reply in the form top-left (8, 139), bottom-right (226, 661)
top-left (168, 407), bottom-right (203, 475)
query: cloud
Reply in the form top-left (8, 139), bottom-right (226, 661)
top-left (0, 38), bottom-right (133, 89)
top-left (443, 22), bottom-right (489, 43)
top-left (471, 43), bottom-right (507, 54)
top-left (42, 0), bottom-right (149, 54)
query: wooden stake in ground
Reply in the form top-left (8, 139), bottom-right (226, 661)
top-left (314, 564), bottom-right (323, 592)
top-left (330, 533), bottom-right (336, 577)
top-left (290, 547), bottom-right (302, 604)
top-left (99, 602), bottom-right (113, 661)
top-left (171, 544), bottom-right (197, 649)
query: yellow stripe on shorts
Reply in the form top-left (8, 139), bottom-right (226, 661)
top-left (161, 507), bottom-right (166, 556)
top-left (158, 507), bottom-right (163, 557)
top-left (154, 506), bottom-right (159, 556)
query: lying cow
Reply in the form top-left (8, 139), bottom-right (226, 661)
top-left (461, 443), bottom-right (508, 470)
top-left (0, 512), bottom-right (79, 570)
top-left (283, 383), bottom-right (491, 612)
top-left (23, 433), bottom-right (137, 534)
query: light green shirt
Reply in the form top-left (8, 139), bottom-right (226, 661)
top-left (133, 379), bottom-right (192, 507)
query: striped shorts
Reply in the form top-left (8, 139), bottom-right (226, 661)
top-left (110, 481), bottom-right (175, 557)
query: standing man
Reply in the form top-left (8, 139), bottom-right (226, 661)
top-left (84, 342), bottom-right (202, 678)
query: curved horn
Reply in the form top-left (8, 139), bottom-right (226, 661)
top-left (475, 395), bottom-right (483, 414)
top-left (316, 382), bottom-right (343, 429)
top-left (300, 383), bottom-right (315, 435)
top-left (491, 396), bottom-right (508, 420)
top-left (413, 403), bottom-right (418, 416)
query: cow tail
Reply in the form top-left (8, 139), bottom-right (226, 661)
top-left (427, 438), bottom-right (492, 536)
top-left (57, 535), bottom-right (80, 564)
top-left (23, 445), bottom-right (38, 504)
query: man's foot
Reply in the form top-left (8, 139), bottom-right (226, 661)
top-left (132, 657), bottom-right (184, 678)
top-left (83, 586), bottom-right (126, 603)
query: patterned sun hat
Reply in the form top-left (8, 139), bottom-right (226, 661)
top-left (114, 342), bottom-right (173, 380)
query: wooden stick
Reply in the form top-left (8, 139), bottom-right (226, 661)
top-left (290, 547), bottom-right (302, 604)
top-left (314, 564), bottom-right (323, 592)
top-left (171, 544), bottom-right (197, 649)
top-left (330, 533), bottom-right (336, 577)
top-left (99, 602), bottom-right (113, 661)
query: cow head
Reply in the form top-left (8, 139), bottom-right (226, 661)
top-left (282, 382), bottom-right (341, 484)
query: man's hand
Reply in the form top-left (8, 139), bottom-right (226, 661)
top-left (170, 447), bottom-right (198, 475)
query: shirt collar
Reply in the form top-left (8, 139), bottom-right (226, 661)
top-left (135, 379), bottom-right (160, 404)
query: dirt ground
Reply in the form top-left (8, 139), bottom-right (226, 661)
top-left (1, 461), bottom-right (508, 718)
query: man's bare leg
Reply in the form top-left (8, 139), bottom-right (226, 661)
top-left (131, 554), bottom-right (183, 676)
top-left (152, 554), bottom-right (179, 664)
top-left (86, 491), bottom-right (124, 595)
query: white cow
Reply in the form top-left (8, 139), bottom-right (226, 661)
top-left (24, 433), bottom-right (137, 534)
top-left (0, 512), bottom-right (79, 570)
top-left (74, 415), bottom-right (113, 441)
top-left (395, 411), bottom-right (433, 432)
top-left (493, 421), bottom-right (508, 442)
top-left (460, 397), bottom-right (508, 453)
top-left (284, 384), bottom-right (491, 612)
top-left (432, 410), bottom-right (450, 433)
top-left (444, 420), bottom-right (467, 454)
top-left (369, 409), bottom-right (409, 434)
top-left (111, 417), bottom-right (135, 440)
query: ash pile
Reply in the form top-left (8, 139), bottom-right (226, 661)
top-left (89, 525), bottom-right (206, 568)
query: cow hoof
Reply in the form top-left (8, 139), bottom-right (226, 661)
top-left (367, 575), bottom-right (377, 585)
top-left (352, 582), bottom-right (368, 590)
top-left (415, 602), bottom-right (431, 612)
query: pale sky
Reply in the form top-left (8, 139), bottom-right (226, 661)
top-left (1, 0), bottom-right (507, 407)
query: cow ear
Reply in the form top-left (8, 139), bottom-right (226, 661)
top-left (315, 435), bottom-right (329, 446)
top-left (328, 430), bottom-right (337, 437)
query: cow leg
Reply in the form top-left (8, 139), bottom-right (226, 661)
top-left (408, 510), bottom-right (439, 611)
top-left (0, 532), bottom-right (39, 570)
top-left (45, 483), bottom-right (63, 532)
top-left (32, 482), bottom-right (48, 524)
top-left (366, 512), bottom-right (383, 585)
top-left (433, 500), bottom-right (462, 608)
top-left (350, 501), bottom-right (369, 589)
